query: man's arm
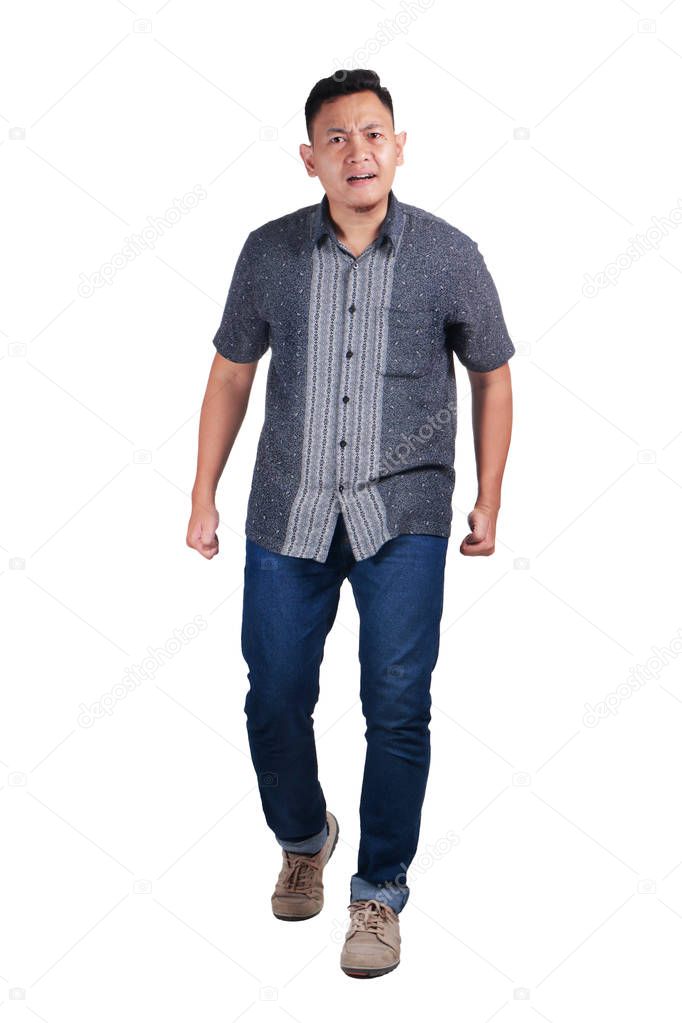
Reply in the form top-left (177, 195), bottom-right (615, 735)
top-left (186, 352), bottom-right (259, 560)
top-left (460, 361), bottom-right (513, 557)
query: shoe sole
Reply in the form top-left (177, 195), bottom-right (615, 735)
top-left (341, 961), bottom-right (400, 979)
top-left (272, 812), bottom-right (340, 922)
top-left (273, 909), bottom-right (322, 922)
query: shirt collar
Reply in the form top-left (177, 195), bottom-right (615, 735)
top-left (309, 188), bottom-right (405, 253)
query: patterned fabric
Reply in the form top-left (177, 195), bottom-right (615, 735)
top-left (212, 189), bottom-right (515, 562)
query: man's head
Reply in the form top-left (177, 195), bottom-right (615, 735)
top-left (300, 69), bottom-right (406, 212)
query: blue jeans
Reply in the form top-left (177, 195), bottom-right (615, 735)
top-left (241, 510), bottom-right (449, 914)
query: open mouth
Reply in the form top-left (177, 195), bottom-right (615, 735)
top-left (347, 172), bottom-right (377, 183)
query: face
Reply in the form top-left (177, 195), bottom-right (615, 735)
top-left (300, 91), bottom-right (406, 210)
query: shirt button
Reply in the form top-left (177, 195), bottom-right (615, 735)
top-left (346, 350), bottom-right (353, 358)
top-left (349, 303), bottom-right (356, 313)
top-left (338, 484), bottom-right (344, 492)
top-left (339, 439), bottom-right (347, 448)
top-left (352, 262), bottom-right (358, 269)
top-left (342, 395), bottom-right (350, 403)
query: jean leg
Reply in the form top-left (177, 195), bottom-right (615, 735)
top-left (241, 520), bottom-right (349, 848)
top-left (347, 533), bottom-right (449, 913)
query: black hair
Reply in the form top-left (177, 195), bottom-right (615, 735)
top-left (304, 69), bottom-right (394, 142)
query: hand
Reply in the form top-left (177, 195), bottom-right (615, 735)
top-left (186, 499), bottom-right (220, 559)
top-left (460, 504), bottom-right (497, 557)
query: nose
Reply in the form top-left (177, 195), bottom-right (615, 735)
top-left (345, 132), bottom-right (370, 161)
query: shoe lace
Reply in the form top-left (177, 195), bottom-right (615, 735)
top-left (347, 898), bottom-right (394, 936)
top-left (277, 851), bottom-right (321, 895)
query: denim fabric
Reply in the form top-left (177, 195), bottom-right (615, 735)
top-left (241, 510), bottom-right (448, 914)
top-left (276, 819), bottom-right (329, 855)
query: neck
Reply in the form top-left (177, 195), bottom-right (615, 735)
top-left (327, 192), bottom-right (390, 247)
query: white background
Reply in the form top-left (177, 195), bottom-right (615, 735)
top-left (2, 0), bottom-right (682, 1017)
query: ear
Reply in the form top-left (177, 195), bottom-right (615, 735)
top-left (299, 142), bottom-right (317, 179)
top-left (394, 130), bottom-right (407, 166)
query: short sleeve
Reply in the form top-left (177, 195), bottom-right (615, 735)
top-left (447, 242), bottom-right (515, 372)
top-left (212, 230), bottom-right (270, 362)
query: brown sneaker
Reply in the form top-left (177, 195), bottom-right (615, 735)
top-left (271, 811), bottom-right (339, 921)
top-left (340, 898), bottom-right (401, 978)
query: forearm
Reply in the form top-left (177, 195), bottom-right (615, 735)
top-left (470, 370), bottom-right (513, 512)
top-left (191, 370), bottom-right (251, 504)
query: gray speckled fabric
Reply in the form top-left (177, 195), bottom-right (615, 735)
top-left (212, 189), bottom-right (515, 563)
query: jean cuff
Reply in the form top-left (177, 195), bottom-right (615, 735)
top-left (276, 819), bottom-right (328, 854)
top-left (350, 872), bottom-right (410, 914)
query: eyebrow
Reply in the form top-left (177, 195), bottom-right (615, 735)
top-left (325, 122), bottom-right (386, 134)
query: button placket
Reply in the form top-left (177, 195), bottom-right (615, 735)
top-left (337, 259), bottom-right (359, 498)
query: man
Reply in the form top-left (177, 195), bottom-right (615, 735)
top-left (187, 68), bottom-right (515, 979)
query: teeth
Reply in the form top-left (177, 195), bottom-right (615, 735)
top-left (349, 174), bottom-right (374, 180)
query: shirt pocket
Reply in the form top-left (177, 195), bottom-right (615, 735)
top-left (380, 301), bottom-right (441, 377)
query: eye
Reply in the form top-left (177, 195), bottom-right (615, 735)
top-left (329, 136), bottom-right (344, 144)
top-left (369, 132), bottom-right (384, 139)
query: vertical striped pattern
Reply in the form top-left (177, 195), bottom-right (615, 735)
top-left (211, 188), bottom-right (516, 563)
top-left (281, 212), bottom-right (403, 562)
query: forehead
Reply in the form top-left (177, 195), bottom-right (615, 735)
top-left (318, 91), bottom-right (389, 131)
